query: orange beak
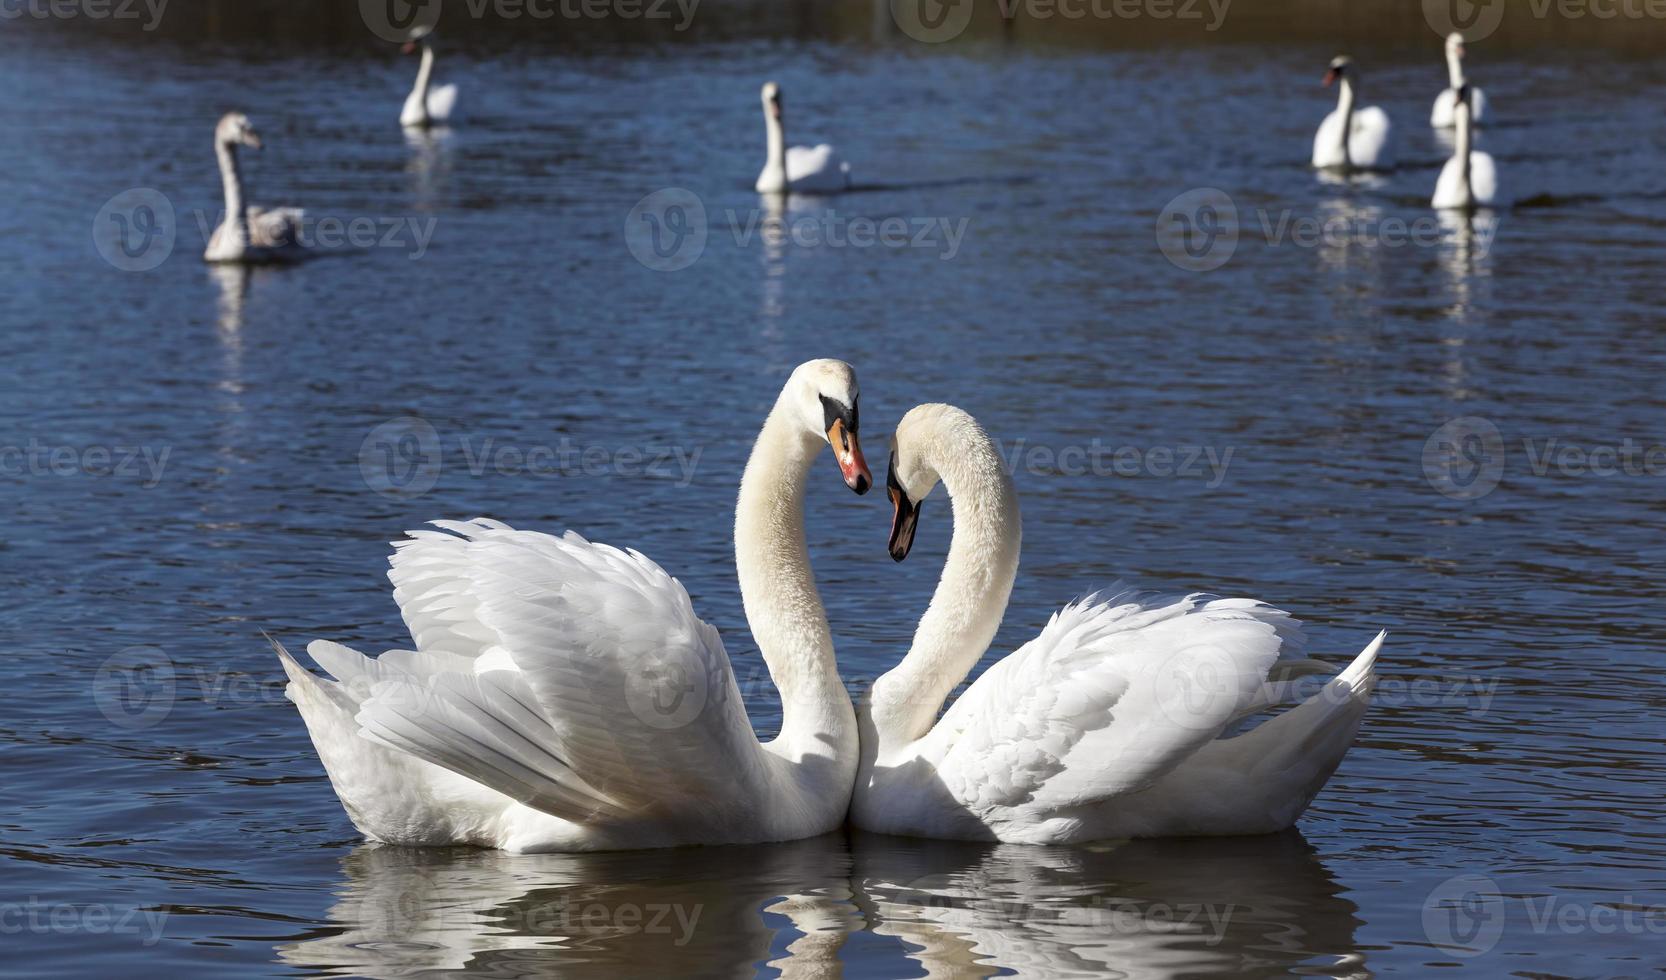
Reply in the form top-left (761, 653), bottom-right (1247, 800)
top-left (827, 418), bottom-right (871, 494)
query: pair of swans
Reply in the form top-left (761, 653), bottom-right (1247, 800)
top-left (755, 81), bottom-right (851, 194)
top-left (1432, 84), bottom-right (1501, 211)
top-left (277, 361), bottom-right (1382, 851)
top-left (1431, 32), bottom-right (1488, 129)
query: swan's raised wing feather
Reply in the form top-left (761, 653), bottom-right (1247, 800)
top-left (426, 83), bottom-right (458, 122)
top-left (925, 592), bottom-right (1300, 815)
top-left (358, 520), bottom-right (768, 825)
top-left (247, 206), bottom-right (304, 249)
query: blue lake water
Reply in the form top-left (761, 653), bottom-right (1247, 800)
top-left (5, 6), bottom-right (1666, 977)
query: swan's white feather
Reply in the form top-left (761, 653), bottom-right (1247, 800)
top-left (1311, 105), bottom-right (1394, 170)
top-left (1432, 151), bottom-right (1502, 210)
top-left (784, 144), bottom-right (850, 192)
top-left (424, 83), bottom-right (458, 123)
top-left (1431, 85), bottom-right (1488, 127)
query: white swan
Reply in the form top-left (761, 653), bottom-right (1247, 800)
top-left (203, 113), bottom-right (305, 264)
top-left (275, 360), bottom-right (874, 852)
top-left (755, 81), bottom-right (851, 194)
top-left (1433, 85), bottom-right (1501, 211)
top-left (851, 404), bottom-right (1383, 844)
top-left (400, 33), bottom-right (458, 128)
top-left (1312, 56), bottom-right (1394, 172)
top-left (1431, 32), bottom-right (1488, 128)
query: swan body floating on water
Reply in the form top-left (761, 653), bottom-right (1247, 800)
top-left (203, 113), bottom-right (305, 264)
top-left (277, 360), bottom-right (872, 852)
top-left (1431, 32), bottom-right (1488, 129)
top-left (851, 404), bottom-right (1382, 844)
top-left (755, 81), bottom-right (851, 194)
top-left (1312, 56), bottom-right (1394, 172)
top-left (400, 33), bottom-right (458, 128)
top-left (1433, 85), bottom-right (1501, 211)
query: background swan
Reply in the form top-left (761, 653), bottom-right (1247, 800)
top-left (851, 404), bottom-right (1383, 844)
top-left (275, 360), bottom-right (873, 852)
top-left (400, 31), bottom-right (458, 128)
top-left (1431, 32), bottom-right (1488, 128)
top-left (1433, 85), bottom-right (1500, 211)
top-left (755, 81), bottom-right (851, 194)
top-left (1312, 56), bottom-right (1394, 172)
top-left (203, 112), bottom-right (304, 264)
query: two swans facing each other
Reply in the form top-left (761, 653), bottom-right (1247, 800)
top-left (1431, 32), bottom-right (1488, 129)
top-left (275, 369), bottom-right (1383, 852)
top-left (1312, 56), bottom-right (1394, 172)
top-left (204, 112), bottom-right (306, 264)
top-left (852, 404), bottom-right (1383, 844)
top-left (755, 81), bottom-right (851, 194)
top-left (400, 31), bottom-right (458, 129)
top-left (277, 360), bottom-right (873, 852)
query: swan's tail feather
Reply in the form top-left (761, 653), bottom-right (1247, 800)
top-left (355, 670), bottom-right (630, 826)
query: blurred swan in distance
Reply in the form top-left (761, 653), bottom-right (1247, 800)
top-left (275, 360), bottom-right (874, 852)
top-left (1312, 56), bottom-right (1395, 172)
top-left (1431, 32), bottom-right (1488, 128)
top-left (755, 81), bottom-right (851, 194)
top-left (852, 404), bottom-right (1383, 844)
top-left (202, 113), bottom-right (305, 264)
top-left (400, 30), bottom-right (458, 128)
top-left (1433, 85), bottom-right (1502, 211)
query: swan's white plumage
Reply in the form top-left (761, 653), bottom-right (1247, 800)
top-left (1311, 105), bottom-right (1393, 171)
top-left (854, 405), bottom-right (1381, 845)
top-left (1431, 85), bottom-right (1487, 128)
top-left (400, 39), bottom-right (457, 128)
top-left (278, 360), bottom-right (865, 852)
top-left (1433, 151), bottom-right (1500, 210)
top-left (203, 112), bottom-right (306, 264)
top-left (755, 82), bottom-right (852, 193)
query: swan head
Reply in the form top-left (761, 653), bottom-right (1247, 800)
top-left (761, 81), bottom-right (783, 121)
top-left (215, 112), bottom-right (262, 150)
top-left (1446, 32), bottom-right (1467, 58)
top-left (1323, 55), bottom-right (1353, 87)
top-left (790, 358), bottom-right (870, 495)
top-left (884, 404), bottom-right (972, 562)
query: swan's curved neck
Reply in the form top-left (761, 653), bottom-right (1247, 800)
top-left (1335, 76), bottom-right (1356, 169)
top-left (764, 108), bottom-right (786, 180)
top-left (216, 139), bottom-right (247, 235)
top-left (412, 41), bottom-right (435, 103)
top-left (734, 393), bottom-right (854, 759)
top-left (869, 416), bottom-right (1020, 749)
top-left (1455, 98), bottom-right (1473, 204)
top-left (1447, 47), bottom-right (1466, 90)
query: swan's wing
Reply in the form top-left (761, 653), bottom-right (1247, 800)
top-left (1312, 110), bottom-right (1345, 168)
top-left (247, 206), bottom-right (304, 248)
top-left (1431, 88), bottom-right (1458, 127)
top-left (1472, 86), bottom-right (1489, 123)
top-left (355, 520), bottom-right (767, 823)
top-left (1349, 107), bottom-right (1394, 168)
top-left (786, 144), bottom-right (850, 191)
top-left (1469, 151), bottom-right (1501, 206)
top-left (426, 83), bottom-right (458, 122)
top-left (922, 591), bottom-right (1300, 814)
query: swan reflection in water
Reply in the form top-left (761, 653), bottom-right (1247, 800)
top-left (278, 830), bottom-right (1362, 978)
top-left (1435, 208), bottom-right (1500, 324)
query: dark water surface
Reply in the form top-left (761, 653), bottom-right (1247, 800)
top-left (5, 9), bottom-right (1666, 978)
